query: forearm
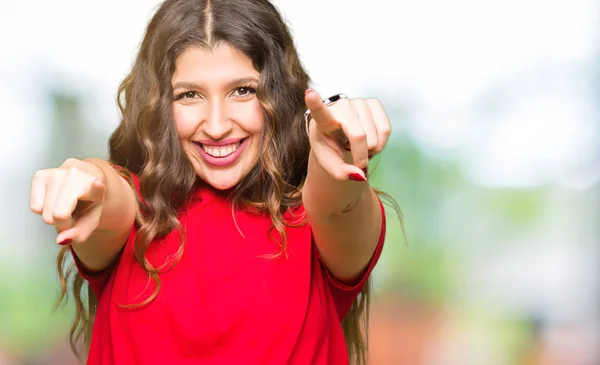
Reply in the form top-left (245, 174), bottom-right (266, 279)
top-left (300, 90), bottom-right (389, 281)
top-left (302, 150), bottom-right (382, 281)
top-left (72, 158), bottom-right (136, 271)
top-left (302, 150), bottom-right (371, 217)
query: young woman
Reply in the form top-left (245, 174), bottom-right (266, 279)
top-left (29, 0), bottom-right (399, 364)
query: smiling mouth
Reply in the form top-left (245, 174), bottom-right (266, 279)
top-left (194, 138), bottom-right (246, 158)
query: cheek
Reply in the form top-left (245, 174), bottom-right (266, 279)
top-left (231, 101), bottom-right (265, 133)
top-left (173, 104), bottom-right (201, 139)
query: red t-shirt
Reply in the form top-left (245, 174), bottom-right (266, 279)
top-left (72, 176), bottom-right (386, 365)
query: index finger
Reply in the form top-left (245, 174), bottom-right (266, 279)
top-left (304, 89), bottom-right (339, 133)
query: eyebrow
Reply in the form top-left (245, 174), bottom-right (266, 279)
top-left (172, 77), bottom-right (259, 91)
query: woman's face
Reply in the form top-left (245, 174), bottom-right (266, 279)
top-left (172, 43), bottom-right (264, 190)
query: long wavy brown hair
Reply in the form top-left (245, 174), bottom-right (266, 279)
top-left (56, 0), bottom-right (402, 364)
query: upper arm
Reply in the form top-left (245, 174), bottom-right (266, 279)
top-left (307, 188), bottom-right (384, 283)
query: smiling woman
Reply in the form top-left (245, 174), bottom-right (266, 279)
top-left (172, 44), bottom-right (264, 190)
top-left (28, 0), bottom-right (400, 364)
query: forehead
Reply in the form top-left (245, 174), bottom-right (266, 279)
top-left (172, 43), bottom-right (259, 84)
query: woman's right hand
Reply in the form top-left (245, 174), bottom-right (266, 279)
top-left (30, 158), bottom-right (107, 246)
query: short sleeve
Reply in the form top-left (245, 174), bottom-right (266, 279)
top-left (69, 170), bottom-right (140, 299)
top-left (69, 245), bottom-right (121, 299)
top-left (317, 197), bottom-right (386, 320)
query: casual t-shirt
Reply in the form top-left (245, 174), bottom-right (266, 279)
top-left (72, 175), bottom-right (386, 365)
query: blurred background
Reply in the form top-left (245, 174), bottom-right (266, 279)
top-left (1, 0), bottom-right (599, 364)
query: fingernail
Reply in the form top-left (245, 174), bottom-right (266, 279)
top-left (348, 173), bottom-right (366, 182)
top-left (58, 239), bottom-right (72, 246)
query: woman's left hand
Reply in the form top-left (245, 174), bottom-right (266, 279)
top-left (304, 89), bottom-right (391, 181)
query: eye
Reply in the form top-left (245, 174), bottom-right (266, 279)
top-left (231, 86), bottom-right (257, 98)
top-left (174, 90), bottom-right (200, 100)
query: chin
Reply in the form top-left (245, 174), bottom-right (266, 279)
top-left (197, 169), bottom-right (244, 191)
top-left (188, 151), bottom-right (257, 191)
top-left (204, 178), bottom-right (238, 191)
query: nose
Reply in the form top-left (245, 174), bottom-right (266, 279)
top-left (202, 100), bottom-right (232, 140)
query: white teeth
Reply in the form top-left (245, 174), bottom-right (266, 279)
top-left (202, 142), bottom-right (240, 158)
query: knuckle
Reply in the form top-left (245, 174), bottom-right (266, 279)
top-left (46, 170), bottom-right (64, 187)
top-left (336, 98), bottom-right (351, 107)
top-left (30, 197), bottom-right (43, 211)
top-left (349, 131), bottom-right (367, 143)
top-left (373, 147), bottom-right (384, 155)
top-left (330, 99), bottom-right (350, 112)
top-left (42, 214), bottom-right (54, 225)
top-left (53, 209), bottom-right (71, 222)
top-left (66, 166), bottom-right (80, 175)
top-left (77, 232), bottom-right (90, 244)
top-left (94, 180), bottom-right (106, 193)
top-left (61, 158), bottom-right (81, 167)
top-left (64, 166), bottom-right (83, 180)
top-left (367, 131), bottom-right (379, 143)
top-left (379, 125), bottom-right (392, 136)
top-left (334, 171), bottom-right (347, 181)
top-left (32, 169), bottom-right (46, 181)
top-left (366, 98), bottom-right (380, 105)
top-left (352, 98), bottom-right (367, 109)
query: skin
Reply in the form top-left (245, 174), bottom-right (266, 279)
top-left (172, 44), bottom-right (264, 191)
top-left (302, 90), bottom-right (390, 282)
top-left (29, 42), bottom-right (391, 282)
